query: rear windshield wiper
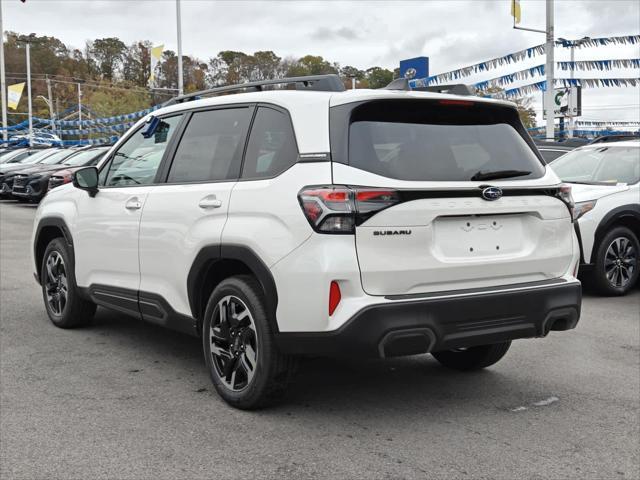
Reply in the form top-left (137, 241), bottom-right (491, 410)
top-left (470, 169), bottom-right (531, 181)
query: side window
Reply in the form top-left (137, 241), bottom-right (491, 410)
top-left (167, 107), bottom-right (252, 183)
top-left (242, 107), bottom-right (298, 180)
top-left (101, 115), bottom-right (182, 187)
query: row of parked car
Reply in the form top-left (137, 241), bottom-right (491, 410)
top-left (0, 146), bottom-right (109, 203)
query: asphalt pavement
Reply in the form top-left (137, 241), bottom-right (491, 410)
top-left (1, 200), bottom-right (638, 480)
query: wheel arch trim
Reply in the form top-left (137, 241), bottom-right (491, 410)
top-left (187, 244), bottom-right (279, 332)
top-left (590, 204), bottom-right (640, 264)
top-left (34, 216), bottom-right (74, 284)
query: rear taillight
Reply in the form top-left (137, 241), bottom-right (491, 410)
top-left (298, 186), bottom-right (400, 234)
top-left (555, 184), bottom-right (575, 221)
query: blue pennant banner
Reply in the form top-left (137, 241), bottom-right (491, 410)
top-left (482, 77), bottom-right (640, 98)
top-left (421, 35), bottom-right (640, 85)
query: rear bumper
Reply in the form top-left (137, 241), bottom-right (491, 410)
top-left (275, 279), bottom-right (581, 358)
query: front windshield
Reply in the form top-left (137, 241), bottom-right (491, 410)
top-left (39, 150), bottom-right (75, 165)
top-left (0, 149), bottom-right (21, 159)
top-left (0, 149), bottom-right (26, 161)
top-left (63, 148), bottom-right (107, 167)
top-left (551, 146), bottom-right (640, 185)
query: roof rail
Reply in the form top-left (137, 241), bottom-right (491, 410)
top-left (165, 74), bottom-right (345, 106)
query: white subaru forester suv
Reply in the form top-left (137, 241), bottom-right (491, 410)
top-left (31, 75), bottom-right (582, 409)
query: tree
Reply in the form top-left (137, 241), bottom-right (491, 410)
top-left (286, 55), bottom-right (338, 77)
top-left (340, 65), bottom-right (365, 88)
top-left (365, 67), bottom-right (394, 89)
top-left (122, 41), bottom-right (152, 86)
top-left (252, 51), bottom-right (282, 81)
top-left (90, 37), bottom-right (126, 80)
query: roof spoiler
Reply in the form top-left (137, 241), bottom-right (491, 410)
top-left (382, 79), bottom-right (476, 96)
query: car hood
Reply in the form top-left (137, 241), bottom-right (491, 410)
top-left (0, 163), bottom-right (40, 175)
top-left (568, 182), bottom-right (630, 202)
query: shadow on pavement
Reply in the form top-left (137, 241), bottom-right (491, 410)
top-left (89, 306), bottom-right (539, 415)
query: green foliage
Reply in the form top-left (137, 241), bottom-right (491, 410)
top-left (364, 67), bottom-right (394, 89)
top-left (90, 37), bottom-right (127, 80)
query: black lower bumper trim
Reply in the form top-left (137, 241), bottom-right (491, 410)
top-left (276, 281), bottom-right (581, 358)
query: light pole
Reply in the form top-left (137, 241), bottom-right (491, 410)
top-left (558, 36), bottom-right (590, 138)
top-left (36, 95), bottom-right (55, 128)
top-left (25, 42), bottom-right (33, 147)
top-left (544, 0), bottom-right (554, 141)
top-left (0, 0), bottom-right (7, 143)
top-left (77, 83), bottom-right (82, 142)
top-left (46, 76), bottom-right (56, 132)
top-left (16, 36), bottom-right (35, 147)
top-left (176, 0), bottom-right (184, 95)
top-left (513, 0), bottom-right (555, 141)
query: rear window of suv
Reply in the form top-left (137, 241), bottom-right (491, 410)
top-left (340, 100), bottom-right (545, 181)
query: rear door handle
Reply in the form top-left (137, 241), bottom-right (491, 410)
top-left (199, 195), bottom-right (222, 209)
top-left (125, 198), bottom-right (142, 210)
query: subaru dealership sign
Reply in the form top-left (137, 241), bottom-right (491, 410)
top-left (400, 57), bottom-right (429, 81)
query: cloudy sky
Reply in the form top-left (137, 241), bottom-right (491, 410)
top-left (3, 0), bottom-right (640, 124)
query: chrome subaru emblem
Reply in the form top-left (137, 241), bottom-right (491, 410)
top-left (481, 186), bottom-right (502, 201)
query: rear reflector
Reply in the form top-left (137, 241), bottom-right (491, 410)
top-left (329, 281), bottom-right (341, 316)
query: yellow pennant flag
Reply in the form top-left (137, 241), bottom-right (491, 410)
top-left (511, 0), bottom-right (522, 24)
top-left (149, 44), bottom-right (164, 86)
top-left (7, 82), bottom-right (26, 110)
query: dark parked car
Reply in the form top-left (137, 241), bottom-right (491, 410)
top-left (13, 147), bottom-right (108, 202)
top-left (534, 138), bottom-right (588, 163)
top-left (0, 148), bottom-right (64, 197)
top-left (0, 149), bottom-right (77, 198)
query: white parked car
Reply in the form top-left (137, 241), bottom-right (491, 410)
top-left (551, 140), bottom-right (639, 295)
top-left (31, 75), bottom-right (582, 409)
top-left (9, 131), bottom-right (62, 147)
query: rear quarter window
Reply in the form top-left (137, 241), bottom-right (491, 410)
top-left (241, 106), bottom-right (298, 180)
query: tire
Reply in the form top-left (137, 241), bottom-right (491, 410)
top-left (432, 341), bottom-right (511, 371)
top-left (202, 275), bottom-right (296, 409)
top-left (592, 226), bottom-right (639, 296)
top-left (41, 238), bottom-right (96, 328)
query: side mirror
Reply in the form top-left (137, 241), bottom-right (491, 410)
top-left (73, 166), bottom-right (99, 197)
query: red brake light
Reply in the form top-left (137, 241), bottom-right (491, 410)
top-left (298, 186), bottom-right (400, 234)
top-left (438, 99), bottom-right (474, 107)
top-left (329, 281), bottom-right (341, 316)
